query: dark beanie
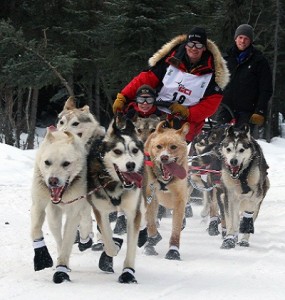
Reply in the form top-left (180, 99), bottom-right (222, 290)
top-left (188, 27), bottom-right (207, 45)
top-left (234, 24), bottom-right (254, 42)
top-left (136, 85), bottom-right (156, 98)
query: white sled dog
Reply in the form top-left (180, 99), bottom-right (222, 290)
top-left (31, 127), bottom-right (93, 283)
top-left (219, 125), bottom-right (270, 249)
top-left (87, 118), bottom-right (144, 283)
top-left (57, 96), bottom-right (106, 249)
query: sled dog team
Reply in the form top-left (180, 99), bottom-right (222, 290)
top-left (31, 97), bottom-right (270, 284)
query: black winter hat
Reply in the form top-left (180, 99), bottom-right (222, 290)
top-left (136, 85), bottom-right (156, 98)
top-left (234, 24), bottom-right (254, 42)
top-left (188, 27), bottom-right (207, 45)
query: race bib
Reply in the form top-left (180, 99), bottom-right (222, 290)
top-left (156, 65), bottom-right (212, 113)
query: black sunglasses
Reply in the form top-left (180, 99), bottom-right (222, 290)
top-left (136, 96), bottom-right (155, 104)
top-left (187, 41), bottom-right (204, 49)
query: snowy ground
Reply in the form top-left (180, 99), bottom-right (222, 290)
top-left (1, 137), bottom-right (285, 300)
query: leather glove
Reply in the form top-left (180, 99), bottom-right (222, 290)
top-left (112, 93), bottom-right (126, 114)
top-left (249, 113), bottom-right (265, 126)
top-left (169, 103), bottom-right (189, 119)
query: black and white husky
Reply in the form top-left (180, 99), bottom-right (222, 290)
top-left (87, 118), bottom-right (144, 283)
top-left (218, 125), bottom-right (270, 249)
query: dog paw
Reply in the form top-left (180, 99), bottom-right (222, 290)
top-left (34, 245), bottom-right (53, 271)
top-left (208, 220), bottom-right (220, 236)
top-left (165, 249), bottom-right (181, 260)
top-left (143, 244), bottom-right (158, 256)
top-left (78, 237), bottom-right (93, 252)
top-left (118, 268), bottom-right (137, 284)
top-left (53, 265), bottom-right (71, 284)
top-left (99, 251), bottom-right (114, 273)
top-left (220, 237), bottom-right (236, 249)
top-left (137, 227), bottom-right (148, 248)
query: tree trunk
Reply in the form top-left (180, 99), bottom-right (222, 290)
top-left (3, 88), bottom-right (15, 146)
top-left (26, 88), bottom-right (39, 149)
top-left (265, 0), bottom-right (280, 143)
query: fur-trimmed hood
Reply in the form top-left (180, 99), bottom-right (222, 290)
top-left (148, 34), bottom-right (230, 89)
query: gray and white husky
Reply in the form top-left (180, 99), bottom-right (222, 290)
top-left (87, 118), bottom-right (144, 283)
top-left (31, 127), bottom-right (93, 283)
top-left (218, 125), bottom-right (270, 249)
top-left (57, 96), bottom-right (105, 151)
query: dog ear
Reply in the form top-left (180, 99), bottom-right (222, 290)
top-left (64, 131), bottom-right (76, 143)
top-left (243, 124), bottom-right (251, 138)
top-left (63, 96), bottom-right (76, 110)
top-left (81, 105), bottom-right (90, 113)
top-left (177, 122), bottom-right (190, 138)
top-left (156, 120), bottom-right (168, 133)
top-left (226, 125), bottom-right (235, 137)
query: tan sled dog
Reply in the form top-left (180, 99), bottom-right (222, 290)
top-left (143, 121), bottom-right (190, 260)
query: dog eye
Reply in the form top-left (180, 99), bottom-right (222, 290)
top-left (226, 148), bottom-right (231, 152)
top-left (62, 161), bottom-right (70, 167)
top-left (156, 145), bottom-right (162, 149)
top-left (132, 148), bottom-right (139, 154)
top-left (137, 129), bottom-right (142, 133)
top-left (72, 122), bottom-right (79, 127)
top-left (114, 149), bottom-right (122, 155)
top-left (59, 120), bottom-right (64, 125)
top-left (44, 160), bottom-right (51, 166)
top-left (239, 149), bottom-right (245, 153)
top-left (170, 145), bottom-right (177, 150)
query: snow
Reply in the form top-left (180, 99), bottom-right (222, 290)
top-left (1, 136), bottom-right (285, 300)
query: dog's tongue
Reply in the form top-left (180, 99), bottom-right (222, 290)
top-left (121, 172), bottom-right (143, 188)
top-left (164, 162), bottom-right (187, 179)
top-left (231, 166), bottom-right (240, 177)
top-left (50, 187), bottom-right (63, 204)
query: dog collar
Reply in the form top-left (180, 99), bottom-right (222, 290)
top-left (144, 151), bottom-right (154, 167)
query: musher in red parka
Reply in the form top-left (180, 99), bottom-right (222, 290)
top-left (113, 27), bottom-right (230, 142)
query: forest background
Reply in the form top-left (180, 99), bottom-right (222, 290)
top-left (0, 0), bottom-right (284, 149)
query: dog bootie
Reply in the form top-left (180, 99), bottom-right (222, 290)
top-left (109, 211), bottom-right (118, 222)
top-left (238, 239), bottom-right (250, 247)
top-left (137, 227), bottom-right (148, 248)
top-left (208, 217), bottom-right (220, 236)
top-left (99, 251), bottom-right (114, 273)
top-left (143, 232), bottom-right (162, 256)
top-left (165, 246), bottom-right (181, 260)
top-left (33, 238), bottom-right (53, 271)
top-left (92, 242), bottom-right (104, 251)
top-left (99, 237), bottom-right (123, 273)
top-left (185, 203), bottom-right (193, 218)
top-left (113, 215), bottom-right (127, 235)
top-left (239, 211), bottom-right (254, 233)
top-left (220, 235), bottom-right (236, 249)
top-left (53, 265), bottom-right (71, 284)
top-left (146, 232), bottom-right (162, 246)
top-left (78, 235), bottom-right (93, 252)
top-left (118, 268), bottom-right (137, 284)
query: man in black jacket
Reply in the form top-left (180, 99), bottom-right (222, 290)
top-left (218, 24), bottom-right (273, 130)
